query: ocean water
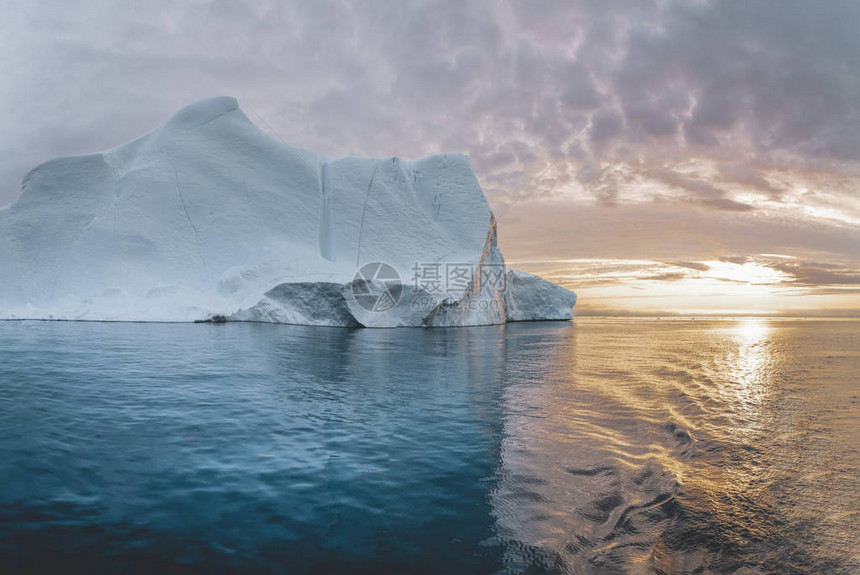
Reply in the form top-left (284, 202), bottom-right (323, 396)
top-left (0, 318), bottom-right (857, 574)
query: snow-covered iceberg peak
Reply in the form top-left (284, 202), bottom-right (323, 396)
top-left (0, 96), bottom-right (575, 326)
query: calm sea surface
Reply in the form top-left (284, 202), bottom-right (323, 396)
top-left (0, 318), bottom-right (857, 574)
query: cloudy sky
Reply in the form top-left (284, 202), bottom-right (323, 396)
top-left (2, 0), bottom-right (858, 315)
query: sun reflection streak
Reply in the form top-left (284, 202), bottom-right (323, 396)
top-left (684, 318), bottom-right (783, 547)
top-left (721, 319), bottom-right (774, 435)
top-left (731, 317), bottom-right (773, 343)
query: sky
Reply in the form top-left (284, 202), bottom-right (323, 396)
top-left (1, 0), bottom-right (858, 316)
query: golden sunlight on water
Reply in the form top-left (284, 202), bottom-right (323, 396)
top-left (491, 318), bottom-right (858, 574)
top-left (730, 318), bottom-right (772, 341)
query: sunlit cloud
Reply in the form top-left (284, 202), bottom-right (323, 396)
top-left (700, 261), bottom-right (790, 285)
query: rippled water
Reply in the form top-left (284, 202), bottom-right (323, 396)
top-left (0, 318), bottom-right (857, 574)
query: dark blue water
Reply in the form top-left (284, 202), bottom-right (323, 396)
top-left (0, 319), bottom-right (857, 574)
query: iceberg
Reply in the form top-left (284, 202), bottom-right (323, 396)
top-left (0, 97), bottom-right (575, 326)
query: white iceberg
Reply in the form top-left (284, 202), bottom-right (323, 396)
top-left (0, 96), bottom-right (575, 326)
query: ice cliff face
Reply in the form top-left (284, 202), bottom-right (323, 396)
top-left (0, 96), bottom-right (575, 326)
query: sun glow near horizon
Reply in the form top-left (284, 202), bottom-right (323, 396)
top-left (512, 255), bottom-right (860, 318)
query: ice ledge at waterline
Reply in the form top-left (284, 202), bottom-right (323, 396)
top-left (0, 96), bottom-right (575, 327)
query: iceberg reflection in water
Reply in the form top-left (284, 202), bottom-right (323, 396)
top-left (0, 318), bottom-right (857, 573)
